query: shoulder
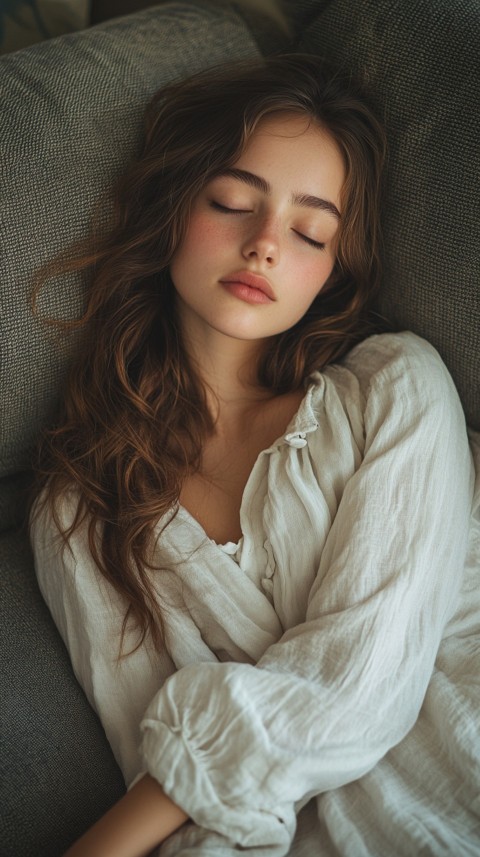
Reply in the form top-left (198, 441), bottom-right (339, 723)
top-left (30, 485), bottom-right (126, 631)
top-left (304, 332), bottom-right (466, 449)
top-left (307, 331), bottom-right (451, 396)
top-left (338, 333), bottom-right (468, 455)
top-left (30, 484), bottom-right (84, 554)
top-left (30, 484), bottom-right (95, 600)
top-left (307, 330), bottom-right (456, 403)
top-left (342, 331), bottom-right (453, 391)
top-left (330, 331), bottom-right (460, 412)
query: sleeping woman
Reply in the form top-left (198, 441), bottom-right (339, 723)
top-left (30, 54), bottom-right (480, 856)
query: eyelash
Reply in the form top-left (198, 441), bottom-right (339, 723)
top-left (209, 201), bottom-right (326, 250)
top-left (293, 232), bottom-right (325, 251)
top-left (210, 201), bottom-right (247, 215)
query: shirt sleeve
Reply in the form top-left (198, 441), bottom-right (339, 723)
top-left (30, 493), bottom-right (175, 787)
top-left (138, 336), bottom-right (475, 853)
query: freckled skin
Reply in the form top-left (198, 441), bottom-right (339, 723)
top-left (170, 114), bottom-right (345, 346)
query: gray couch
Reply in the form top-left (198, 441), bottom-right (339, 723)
top-left (1, 1), bottom-right (479, 855)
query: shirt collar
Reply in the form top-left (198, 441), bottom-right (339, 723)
top-left (283, 373), bottom-right (322, 448)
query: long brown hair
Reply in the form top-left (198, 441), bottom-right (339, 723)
top-left (32, 54), bottom-right (386, 654)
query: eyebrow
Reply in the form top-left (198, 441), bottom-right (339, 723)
top-left (217, 168), bottom-right (341, 221)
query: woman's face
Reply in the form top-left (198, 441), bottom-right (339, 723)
top-left (170, 113), bottom-right (345, 346)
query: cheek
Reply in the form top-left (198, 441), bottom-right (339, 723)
top-left (170, 214), bottom-right (222, 283)
top-left (301, 255), bottom-right (336, 300)
top-left (181, 213), bottom-right (234, 259)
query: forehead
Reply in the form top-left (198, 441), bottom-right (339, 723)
top-left (233, 113), bottom-right (345, 206)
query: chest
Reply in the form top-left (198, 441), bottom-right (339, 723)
top-left (179, 390), bottom-right (304, 545)
top-left (180, 449), bottom-right (258, 545)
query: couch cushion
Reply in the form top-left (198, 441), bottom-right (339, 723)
top-left (297, 0), bottom-right (480, 429)
top-left (0, 472), bottom-right (33, 533)
top-left (0, 0), bottom-right (90, 54)
top-left (282, 0), bottom-right (331, 32)
top-left (0, 527), bottom-right (126, 857)
top-left (0, 2), bottom-right (260, 486)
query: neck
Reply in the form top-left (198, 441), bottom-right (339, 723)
top-left (177, 308), bottom-right (272, 434)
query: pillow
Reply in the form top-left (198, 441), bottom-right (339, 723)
top-left (297, 0), bottom-right (480, 429)
top-left (0, 0), bottom-right (90, 54)
top-left (0, 2), bottom-right (260, 482)
top-left (281, 0), bottom-right (331, 33)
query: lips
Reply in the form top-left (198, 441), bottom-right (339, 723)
top-left (219, 270), bottom-right (276, 301)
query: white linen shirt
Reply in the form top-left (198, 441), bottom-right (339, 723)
top-left (31, 332), bottom-right (480, 856)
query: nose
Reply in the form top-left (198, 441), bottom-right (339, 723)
top-left (241, 217), bottom-right (279, 266)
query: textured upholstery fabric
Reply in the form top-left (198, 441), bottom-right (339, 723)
top-left (297, 0), bottom-right (480, 429)
top-left (0, 527), bottom-right (125, 857)
top-left (0, 473), bottom-right (32, 533)
top-left (0, 1), bottom-right (260, 486)
top-left (282, 0), bottom-right (332, 33)
top-left (230, 0), bottom-right (292, 53)
top-left (0, 0), bottom-right (90, 55)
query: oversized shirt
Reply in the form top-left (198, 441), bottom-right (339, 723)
top-left (31, 332), bottom-right (480, 856)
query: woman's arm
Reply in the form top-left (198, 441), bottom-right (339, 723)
top-left (30, 489), bottom-right (178, 790)
top-left (63, 774), bottom-right (187, 857)
top-left (30, 499), bottom-right (187, 855)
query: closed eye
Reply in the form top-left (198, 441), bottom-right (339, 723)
top-left (293, 230), bottom-right (325, 250)
top-left (210, 201), bottom-right (250, 214)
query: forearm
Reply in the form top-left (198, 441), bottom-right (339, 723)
top-left (63, 774), bottom-right (188, 857)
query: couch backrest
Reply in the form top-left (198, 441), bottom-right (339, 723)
top-left (0, 2), bottom-right (260, 496)
top-left (287, 0), bottom-right (480, 429)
